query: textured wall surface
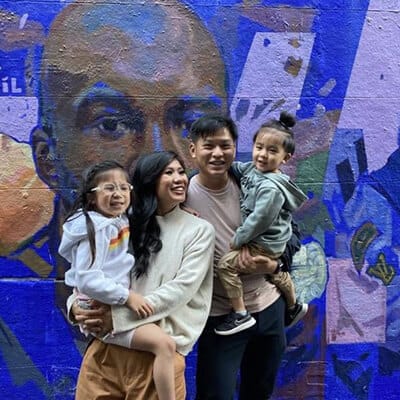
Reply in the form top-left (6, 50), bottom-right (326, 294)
top-left (1, 0), bottom-right (400, 399)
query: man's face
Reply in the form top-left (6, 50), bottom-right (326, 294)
top-left (189, 127), bottom-right (236, 183)
top-left (35, 0), bottom-right (227, 195)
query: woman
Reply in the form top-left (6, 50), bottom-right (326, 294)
top-left (68, 151), bottom-right (215, 399)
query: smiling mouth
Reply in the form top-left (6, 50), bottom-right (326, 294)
top-left (210, 161), bottom-right (225, 166)
top-left (171, 186), bottom-right (186, 194)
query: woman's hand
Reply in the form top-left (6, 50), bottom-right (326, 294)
top-left (126, 291), bottom-right (154, 319)
top-left (72, 299), bottom-right (112, 335)
top-left (237, 245), bottom-right (278, 275)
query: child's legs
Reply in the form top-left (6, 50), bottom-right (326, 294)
top-left (245, 244), bottom-right (297, 308)
top-left (216, 250), bottom-right (246, 311)
top-left (269, 271), bottom-right (296, 308)
top-left (132, 324), bottom-right (176, 400)
top-left (101, 329), bottom-right (135, 348)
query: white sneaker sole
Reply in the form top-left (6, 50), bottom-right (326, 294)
top-left (287, 303), bottom-right (309, 328)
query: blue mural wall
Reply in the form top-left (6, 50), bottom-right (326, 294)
top-left (1, 0), bottom-right (400, 398)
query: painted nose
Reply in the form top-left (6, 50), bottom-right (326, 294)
top-left (151, 122), bottom-right (163, 151)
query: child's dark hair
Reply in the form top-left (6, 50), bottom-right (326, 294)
top-left (65, 160), bottom-right (129, 267)
top-left (254, 111), bottom-right (296, 154)
top-left (189, 114), bottom-right (238, 143)
top-left (129, 151), bottom-right (186, 278)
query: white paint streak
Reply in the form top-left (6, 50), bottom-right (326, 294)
top-left (338, 0), bottom-right (400, 172)
top-left (231, 32), bottom-right (315, 152)
top-left (19, 13), bottom-right (28, 29)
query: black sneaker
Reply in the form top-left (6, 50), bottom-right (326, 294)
top-left (214, 311), bottom-right (256, 336)
top-left (285, 301), bottom-right (308, 328)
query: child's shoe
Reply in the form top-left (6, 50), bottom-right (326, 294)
top-left (285, 301), bottom-right (308, 328)
top-left (214, 310), bottom-right (256, 335)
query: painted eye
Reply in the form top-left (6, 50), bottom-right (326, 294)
top-left (164, 99), bottom-right (222, 137)
top-left (97, 117), bottom-right (133, 138)
top-left (83, 111), bottom-right (145, 140)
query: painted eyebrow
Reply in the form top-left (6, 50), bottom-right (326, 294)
top-left (73, 84), bottom-right (132, 110)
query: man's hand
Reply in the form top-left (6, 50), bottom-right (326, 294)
top-left (72, 299), bottom-right (112, 335)
top-left (237, 245), bottom-right (278, 275)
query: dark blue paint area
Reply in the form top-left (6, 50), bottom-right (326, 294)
top-left (298, 5), bottom-right (368, 118)
top-left (0, 280), bottom-right (81, 399)
top-left (326, 344), bottom-right (376, 400)
top-left (0, 50), bottom-right (27, 96)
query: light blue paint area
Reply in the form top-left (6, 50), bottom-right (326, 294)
top-left (152, 124), bottom-right (163, 151)
top-left (82, 3), bottom-right (167, 45)
top-left (291, 241), bottom-right (327, 304)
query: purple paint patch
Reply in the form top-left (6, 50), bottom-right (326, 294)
top-left (326, 258), bottom-right (386, 344)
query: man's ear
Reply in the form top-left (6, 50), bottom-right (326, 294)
top-left (31, 126), bottom-right (58, 188)
top-left (189, 141), bottom-right (196, 158)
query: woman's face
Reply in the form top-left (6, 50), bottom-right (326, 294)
top-left (156, 159), bottom-right (188, 215)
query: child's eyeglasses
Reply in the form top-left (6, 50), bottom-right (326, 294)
top-left (91, 183), bottom-right (133, 194)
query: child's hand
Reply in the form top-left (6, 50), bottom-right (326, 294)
top-left (126, 291), bottom-right (154, 319)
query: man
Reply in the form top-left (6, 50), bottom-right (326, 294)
top-left (186, 114), bottom-right (301, 400)
top-left (33, 0), bottom-right (228, 398)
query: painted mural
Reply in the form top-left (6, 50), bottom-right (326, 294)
top-left (0, 0), bottom-right (399, 398)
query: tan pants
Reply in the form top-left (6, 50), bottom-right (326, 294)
top-left (75, 338), bottom-right (186, 400)
top-left (216, 243), bottom-right (296, 308)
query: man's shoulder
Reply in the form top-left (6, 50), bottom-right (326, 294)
top-left (180, 207), bottom-right (214, 227)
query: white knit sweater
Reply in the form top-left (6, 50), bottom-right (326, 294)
top-left (111, 206), bottom-right (215, 355)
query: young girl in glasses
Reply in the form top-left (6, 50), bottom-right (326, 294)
top-left (59, 160), bottom-right (177, 400)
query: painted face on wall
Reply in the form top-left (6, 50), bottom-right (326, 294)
top-left (33, 0), bottom-right (227, 204)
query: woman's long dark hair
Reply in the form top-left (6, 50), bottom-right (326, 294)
top-left (64, 160), bottom-right (128, 267)
top-left (130, 151), bottom-right (185, 278)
